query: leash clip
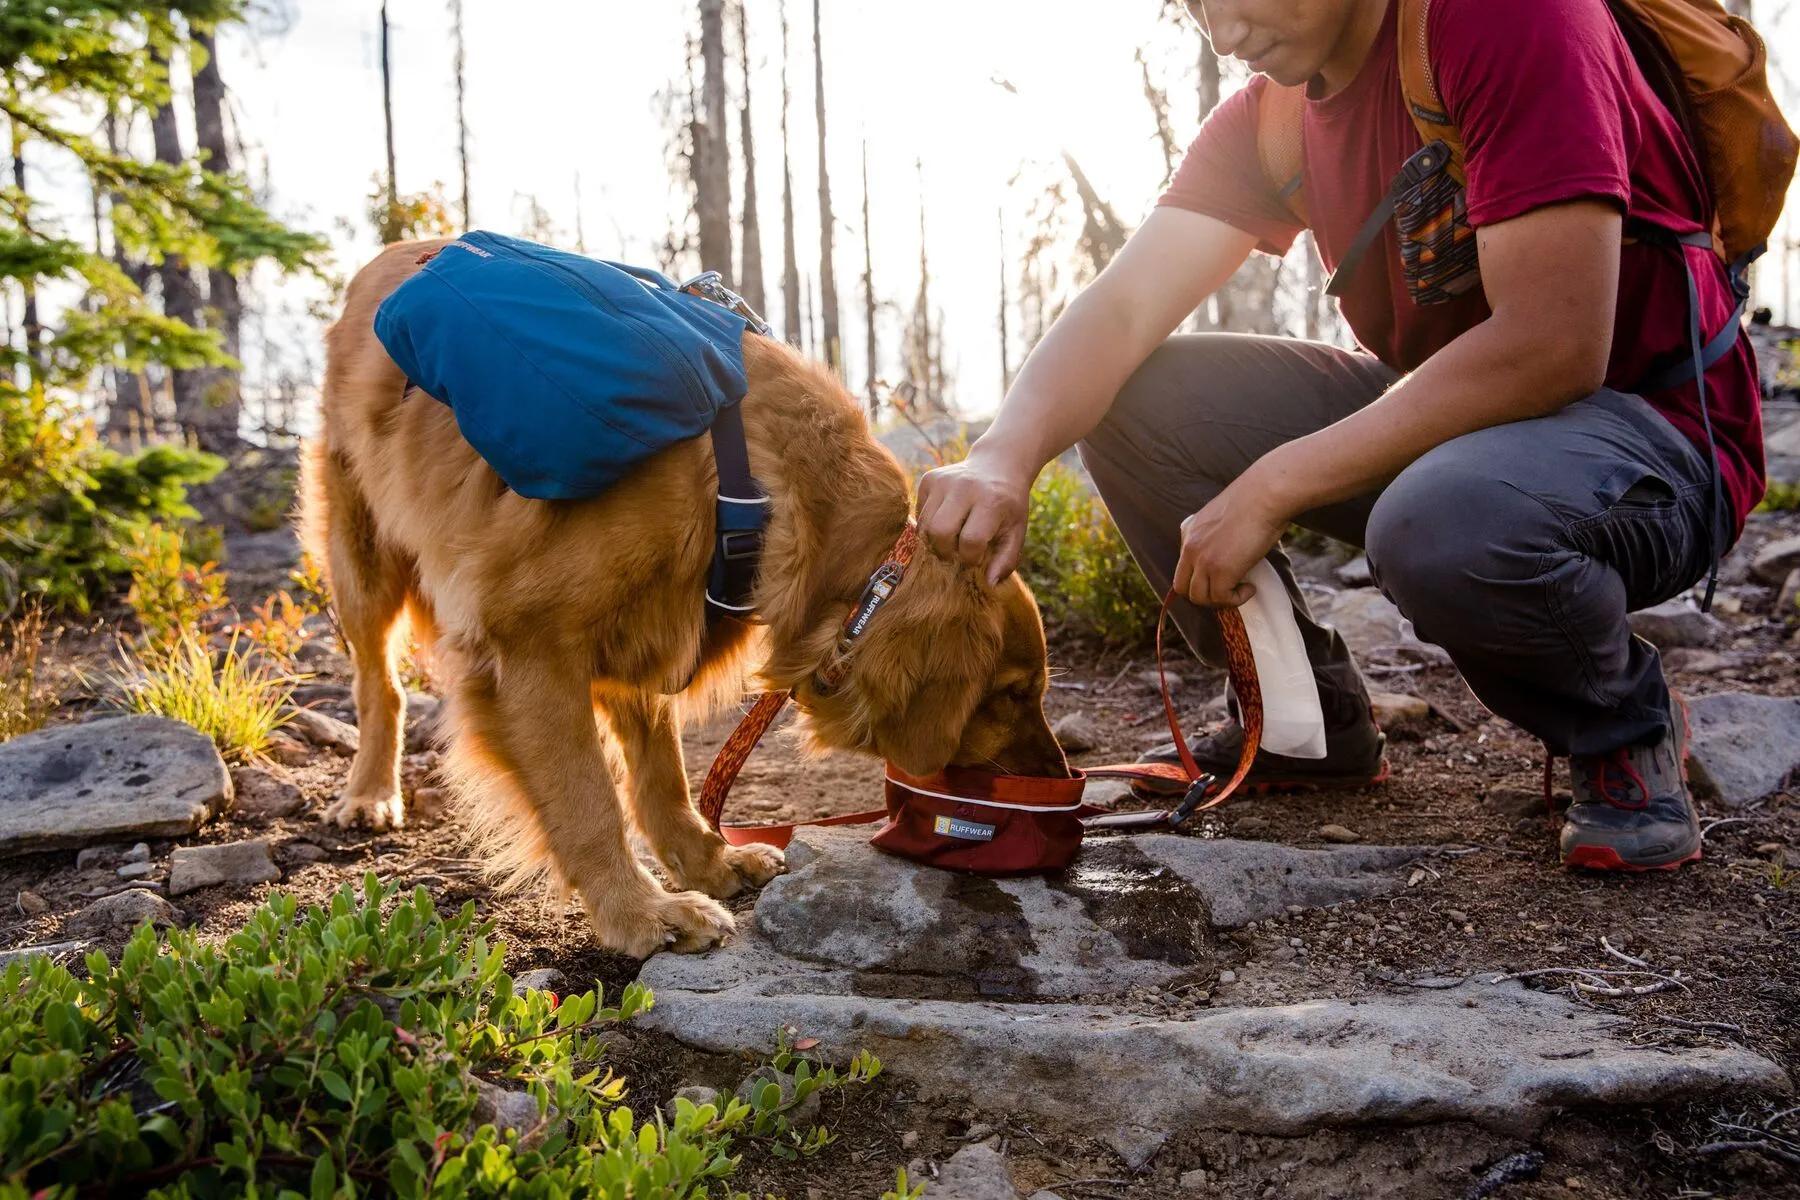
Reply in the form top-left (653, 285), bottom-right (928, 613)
top-left (680, 270), bottom-right (773, 337)
top-left (1169, 774), bottom-right (1218, 827)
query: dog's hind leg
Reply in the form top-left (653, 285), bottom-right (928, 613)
top-left (464, 656), bottom-right (735, 957)
top-left (312, 448), bottom-right (410, 831)
top-left (601, 689), bottom-right (785, 899)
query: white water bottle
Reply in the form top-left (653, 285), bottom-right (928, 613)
top-left (1235, 559), bottom-right (1328, 759)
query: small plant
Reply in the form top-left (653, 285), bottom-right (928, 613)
top-left (1756, 480), bottom-right (1800, 514)
top-left (882, 1167), bottom-right (927, 1200)
top-left (109, 629), bottom-right (296, 762)
top-left (0, 875), bottom-right (759, 1199)
top-left (123, 522), bottom-right (230, 647)
top-left (236, 587), bottom-right (318, 664)
top-left (737, 1028), bottom-right (885, 1161)
top-left (1021, 460), bottom-right (1162, 646)
top-left (0, 603), bottom-right (57, 742)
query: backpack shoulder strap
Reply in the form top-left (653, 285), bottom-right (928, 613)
top-left (1397, 0), bottom-right (1468, 185)
top-left (1255, 81), bottom-right (1310, 225)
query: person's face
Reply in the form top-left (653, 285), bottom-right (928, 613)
top-left (1183, 0), bottom-right (1364, 87)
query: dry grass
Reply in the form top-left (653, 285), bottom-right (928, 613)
top-left (0, 604), bottom-right (57, 742)
top-left (110, 630), bottom-right (298, 762)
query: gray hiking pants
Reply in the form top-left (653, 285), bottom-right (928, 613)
top-left (1077, 334), bottom-right (1733, 757)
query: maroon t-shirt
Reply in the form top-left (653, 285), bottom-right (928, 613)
top-left (1160, 0), bottom-right (1764, 527)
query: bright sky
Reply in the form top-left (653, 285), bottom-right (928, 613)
top-left (69, 0), bottom-right (1800, 425)
top-left (217, 0), bottom-right (1201, 421)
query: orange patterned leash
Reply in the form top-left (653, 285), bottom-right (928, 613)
top-left (699, 525), bottom-right (922, 829)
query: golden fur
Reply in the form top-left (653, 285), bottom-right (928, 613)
top-left (300, 238), bottom-right (1066, 957)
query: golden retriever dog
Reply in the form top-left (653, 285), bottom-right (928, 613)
top-left (300, 238), bottom-right (1067, 957)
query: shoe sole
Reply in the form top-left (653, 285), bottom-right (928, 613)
top-left (1129, 758), bottom-right (1392, 802)
top-left (1560, 693), bottom-right (1702, 873)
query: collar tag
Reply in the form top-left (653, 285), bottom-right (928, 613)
top-left (845, 563), bottom-right (905, 642)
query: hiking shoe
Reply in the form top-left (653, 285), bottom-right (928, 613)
top-left (1130, 717), bottom-right (1390, 799)
top-left (1559, 694), bottom-right (1701, 872)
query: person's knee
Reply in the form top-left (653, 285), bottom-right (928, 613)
top-left (1365, 451), bottom-right (1551, 636)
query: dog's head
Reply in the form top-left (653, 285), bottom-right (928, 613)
top-left (791, 552), bottom-right (1070, 779)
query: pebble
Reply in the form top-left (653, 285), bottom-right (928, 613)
top-left (665, 1085), bottom-right (720, 1118)
top-left (16, 891), bottom-right (47, 915)
top-left (1334, 555), bottom-right (1372, 587)
top-left (1317, 824), bottom-right (1362, 843)
top-left (1780, 569), bottom-right (1800, 618)
top-left (1050, 712), bottom-right (1101, 755)
top-left (1288, 936), bottom-right (1303, 947)
top-left (167, 840), bottom-right (281, 896)
top-left (1370, 691), bottom-right (1431, 730)
top-left (513, 968), bottom-right (568, 995)
top-left (1484, 786), bottom-right (1545, 817)
top-left (1217, 970), bottom-right (1237, 984)
top-left (122, 843), bottom-right (151, 864)
top-left (1180, 1167), bottom-right (1209, 1189)
top-left (75, 844), bottom-right (129, 870)
top-left (116, 862), bottom-right (156, 880)
top-left (265, 732), bottom-right (313, 767)
top-left (1446, 909), bottom-right (1470, 924)
top-left (68, 889), bottom-right (180, 933)
top-left (902, 1130), bottom-right (920, 1150)
top-left (231, 766), bottom-right (307, 818)
top-left (281, 709), bottom-right (360, 756)
top-left (1140, 670), bottom-right (1183, 691)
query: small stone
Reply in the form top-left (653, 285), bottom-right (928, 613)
top-left (1628, 599), bottom-right (1725, 649)
top-left (231, 766), bottom-right (306, 818)
top-left (410, 786), bottom-right (451, 819)
top-left (1140, 669), bottom-right (1183, 691)
top-left (167, 840), bottom-right (280, 896)
top-left (122, 843), bottom-right (151, 864)
top-left (734, 1065), bottom-right (817, 1123)
top-left (281, 708), bottom-right (360, 756)
top-left (1334, 554), bottom-right (1372, 587)
top-left (1232, 815), bottom-right (1272, 837)
top-left (1662, 647), bottom-right (1728, 673)
top-left (75, 844), bottom-right (129, 870)
top-left (1446, 909), bottom-right (1470, 924)
top-left (932, 1145), bottom-right (1018, 1200)
top-left (1755, 842), bottom-right (1785, 856)
top-left (294, 638), bottom-right (343, 666)
top-left (264, 731), bottom-right (313, 767)
top-left (1779, 569), bottom-right (1800, 619)
top-left (1050, 712), bottom-right (1100, 755)
top-left (1370, 691), bottom-right (1431, 730)
top-left (1266, 945), bottom-right (1298, 964)
top-left (1484, 786), bottom-right (1545, 818)
top-left (1686, 692), bottom-right (1800, 807)
top-left (289, 681), bottom-right (353, 707)
top-left (963, 1122), bottom-right (998, 1142)
top-left (665, 1085), bottom-right (720, 1118)
top-left (1317, 824), bottom-right (1361, 843)
top-left (1106, 1124), bottom-right (1167, 1171)
top-left (513, 968), bottom-right (568, 995)
top-left (405, 693), bottom-right (444, 754)
top-left (902, 1130), bottom-right (921, 1150)
top-left (1217, 970), bottom-right (1237, 984)
top-left (1029, 1192), bottom-right (1067, 1200)
top-left (1288, 936), bottom-right (1303, 947)
top-left (1180, 1168), bottom-right (1209, 1189)
top-left (280, 840), bottom-right (329, 864)
top-left (1750, 534), bottom-right (1800, 585)
top-left (16, 891), bottom-right (47, 915)
top-left (116, 861), bottom-right (155, 880)
top-left (469, 1078), bottom-right (545, 1140)
top-left (68, 889), bottom-right (180, 934)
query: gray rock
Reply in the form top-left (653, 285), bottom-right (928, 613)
top-left (1484, 786), bottom-right (1545, 818)
top-left (668, 1085), bottom-right (720, 1116)
top-left (289, 682), bottom-right (353, 708)
top-left (222, 528), bottom-right (300, 575)
top-left (1081, 778), bottom-right (1135, 809)
top-left (513, 967), bottom-right (568, 995)
top-left (231, 766), bottom-right (306, 818)
top-left (1686, 692), bottom-right (1800, 807)
top-left (167, 840), bottom-right (281, 896)
top-left (1317, 824), bottom-right (1361, 844)
top-left (75, 843), bottom-right (130, 870)
top-left (0, 939), bottom-right (89, 967)
top-left (281, 709), bottom-right (360, 755)
top-left (1779, 569), bottom-right (1800, 619)
top-left (16, 890), bottom-right (47, 915)
top-left (1107, 1124), bottom-right (1167, 1170)
top-left (294, 638), bottom-right (344, 667)
top-left (1662, 648), bottom-right (1730, 674)
top-left (68, 890), bottom-right (180, 934)
top-left (930, 1144), bottom-right (1020, 1200)
top-left (723, 828), bottom-right (1423, 1001)
top-left (1751, 534), bottom-right (1800, 585)
top-left (1334, 554), bottom-right (1373, 587)
top-left (279, 840), bottom-right (329, 864)
top-left (405, 693), bottom-right (444, 753)
top-left (469, 1078), bottom-right (546, 1140)
top-left (1628, 599), bottom-right (1725, 649)
top-left (735, 1065), bottom-right (819, 1125)
top-left (1322, 590), bottom-right (1450, 665)
top-left (116, 861), bottom-right (155, 880)
top-left (0, 716), bottom-right (229, 857)
top-left (1029, 1193), bottom-right (1067, 1200)
top-left (637, 974), bottom-right (1787, 1144)
top-left (1050, 712), bottom-right (1100, 755)
top-left (122, 842), bottom-right (151, 864)
top-left (264, 732), bottom-right (314, 767)
top-left (1179, 1169), bottom-right (1209, 1190)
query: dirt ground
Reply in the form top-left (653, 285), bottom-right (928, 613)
top-left (5, 558), bottom-right (1798, 1199)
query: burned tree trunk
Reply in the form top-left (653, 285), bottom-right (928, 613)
top-left (381, 1), bottom-right (398, 227)
top-left (101, 111), bottom-right (151, 442)
top-left (778, 0), bottom-right (801, 344)
top-left (737, 2), bottom-right (765, 314)
top-left (451, 0), bottom-right (472, 226)
top-left (9, 123), bottom-right (41, 382)
top-left (997, 206), bottom-right (1011, 393)
top-left (1061, 152), bottom-right (1128, 277)
top-left (696, 0), bottom-right (733, 282)
top-left (1138, 47), bottom-right (1179, 188)
top-left (861, 139), bottom-right (877, 417)
top-left (811, 0), bottom-right (840, 374)
top-left (190, 29), bottom-right (243, 447)
top-left (149, 47), bottom-right (216, 447)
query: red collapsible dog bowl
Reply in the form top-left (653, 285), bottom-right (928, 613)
top-left (875, 764), bottom-right (1092, 873)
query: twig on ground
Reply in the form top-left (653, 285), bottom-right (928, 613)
top-left (1098, 661), bottom-right (1137, 695)
top-left (1500, 966), bottom-right (1688, 997)
top-left (1691, 1140), bottom-right (1800, 1167)
top-left (1055, 1180), bottom-right (1135, 1193)
top-left (1600, 936), bottom-right (1651, 968)
top-left (1699, 816), bottom-right (1765, 838)
top-left (1655, 1016), bottom-right (1746, 1036)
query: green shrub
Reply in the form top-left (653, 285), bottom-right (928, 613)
top-left (0, 876), bottom-right (803, 1199)
top-left (1020, 460), bottom-right (1161, 646)
top-left (1757, 480), bottom-right (1800, 513)
top-left (108, 630), bottom-right (296, 762)
top-left (0, 384), bottom-right (224, 613)
top-left (124, 523), bottom-right (231, 648)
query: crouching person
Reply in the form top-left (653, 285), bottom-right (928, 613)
top-left (918, 0), bottom-right (1794, 871)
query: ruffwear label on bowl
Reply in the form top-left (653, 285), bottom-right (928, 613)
top-left (933, 815), bottom-right (995, 842)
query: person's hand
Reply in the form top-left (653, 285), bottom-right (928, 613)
top-left (1173, 473), bottom-right (1290, 608)
top-left (916, 447), bottom-right (1036, 585)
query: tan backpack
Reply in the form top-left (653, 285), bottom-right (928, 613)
top-left (1257, 0), bottom-right (1797, 286)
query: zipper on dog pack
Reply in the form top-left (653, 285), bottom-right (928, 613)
top-left (468, 232), bottom-right (714, 415)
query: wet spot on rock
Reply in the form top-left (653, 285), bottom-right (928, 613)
top-left (1051, 840), bottom-right (1212, 965)
top-left (124, 774), bottom-right (153, 787)
top-left (857, 872), bottom-right (1040, 999)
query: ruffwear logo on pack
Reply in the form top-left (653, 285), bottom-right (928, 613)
top-left (933, 814), bottom-right (995, 842)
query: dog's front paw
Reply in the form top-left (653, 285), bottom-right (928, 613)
top-left (724, 842), bottom-right (786, 888)
top-left (321, 789), bottom-right (406, 831)
top-left (590, 890), bottom-right (736, 957)
top-left (664, 841), bottom-right (787, 899)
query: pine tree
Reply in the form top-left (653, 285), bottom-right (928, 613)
top-left (997, 205), bottom-right (1011, 393)
top-left (811, 0), bottom-right (840, 374)
top-left (736, 1), bottom-right (765, 314)
top-left (190, 28), bottom-right (242, 448)
top-left (778, 0), bottom-right (801, 345)
top-left (147, 43), bottom-right (212, 446)
top-left (450, 0), bottom-right (471, 227)
top-left (696, 0), bottom-right (733, 282)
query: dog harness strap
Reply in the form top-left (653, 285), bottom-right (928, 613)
top-left (699, 522), bottom-right (922, 829)
top-left (704, 401), bottom-right (770, 626)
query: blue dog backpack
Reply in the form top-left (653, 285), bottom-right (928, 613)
top-left (372, 231), bottom-right (759, 501)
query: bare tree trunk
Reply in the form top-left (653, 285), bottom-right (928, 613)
top-left (913, 158), bottom-right (936, 412)
top-left (860, 139), bottom-right (877, 417)
top-left (1302, 230), bottom-right (1322, 341)
top-left (696, 0), bottom-right (733, 281)
top-left (573, 172), bottom-right (586, 253)
top-left (381, 1), bottom-right (398, 225)
top-left (1061, 152), bottom-right (1128, 276)
top-left (102, 111), bottom-right (150, 443)
top-left (191, 29), bottom-right (243, 448)
top-left (811, 0), bottom-right (840, 374)
top-left (803, 270), bottom-right (816, 354)
top-left (1199, 38), bottom-right (1221, 123)
top-left (1137, 47), bottom-right (1178, 188)
top-left (149, 48), bottom-right (213, 447)
top-left (450, 0), bottom-right (471, 227)
top-left (737, 2), bottom-right (765, 313)
top-left (778, 0), bottom-right (801, 344)
top-left (997, 205), bottom-right (1011, 393)
top-left (9, 122), bottom-right (41, 383)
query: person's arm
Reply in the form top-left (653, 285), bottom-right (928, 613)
top-left (1174, 197), bottom-right (1623, 607)
top-left (918, 207), bottom-right (1257, 583)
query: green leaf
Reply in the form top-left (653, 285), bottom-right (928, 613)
top-left (320, 1069), bottom-right (352, 1103)
top-left (310, 1153), bottom-right (336, 1200)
